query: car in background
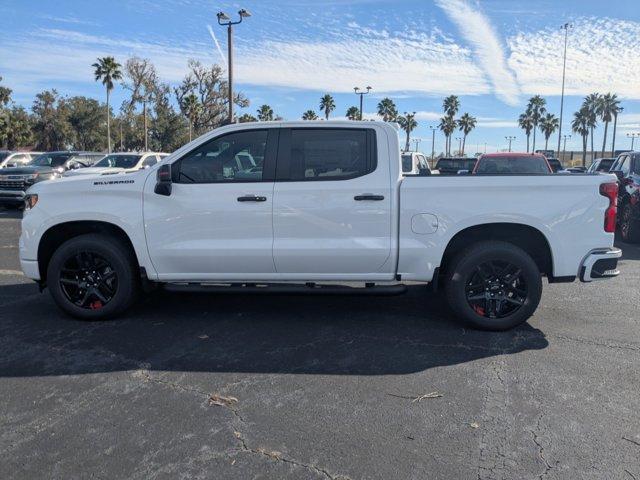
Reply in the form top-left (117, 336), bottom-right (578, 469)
top-left (564, 166), bottom-right (588, 174)
top-left (63, 152), bottom-right (167, 177)
top-left (434, 157), bottom-right (477, 175)
top-left (401, 151), bottom-right (432, 175)
top-left (0, 151), bottom-right (100, 206)
top-left (587, 158), bottom-right (616, 173)
top-left (546, 158), bottom-right (563, 173)
top-left (472, 153), bottom-right (552, 175)
top-left (0, 151), bottom-right (43, 168)
top-left (610, 151), bottom-right (640, 243)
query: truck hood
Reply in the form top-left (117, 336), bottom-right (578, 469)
top-left (0, 165), bottom-right (55, 175)
top-left (28, 169), bottom-right (148, 195)
top-left (63, 167), bottom-right (127, 177)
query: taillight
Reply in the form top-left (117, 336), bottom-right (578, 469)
top-left (599, 182), bottom-right (618, 233)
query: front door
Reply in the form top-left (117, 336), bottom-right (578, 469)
top-left (144, 128), bottom-right (278, 281)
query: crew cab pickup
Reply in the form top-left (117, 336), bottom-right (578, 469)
top-left (19, 121), bottom-right (622, 330)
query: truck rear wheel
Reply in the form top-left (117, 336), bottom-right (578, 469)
top-left (47, 234), bottom-right (139, 320)
top-left (444, 241), bottom-right (542, 331)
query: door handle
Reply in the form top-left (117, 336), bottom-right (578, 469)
top-left (237, 195), bottom-right (267, 202)
top-left (354, 194), bottom-right (385, 201)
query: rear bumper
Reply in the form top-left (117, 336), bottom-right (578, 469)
top-left (579, 247), bottom-right (622, 282)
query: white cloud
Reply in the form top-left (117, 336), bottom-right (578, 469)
top-left (508, 18), bottom-right (640, 98)
top-left (435, 0), bottom-right (520, 105)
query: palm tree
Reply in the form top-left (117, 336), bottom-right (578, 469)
top-left (377, 97), bottom-right (398, 122)
top-left (302, 110), bottom-right (318, 120)
top-left (238, 113), bottom-right (257, 123)
top-left (597, 92), bottom-right (620, 157)
top-left (527, 95), bottom-right (546, 152)
top-left (319, 94), bottom-right (335, 120)
top-left (572, 107), bottom-right (590, 166)
top-left (182, 93), bottom-right (200, 141)
top-left (92, 56), bottom-right (122, 153)
top-left (443, 95), bottom-right (460, 118)
top-left (457, 113), bottom-right (477, 156)
top-left (583, 93), bottom-right (600, 159)
top-left (539, 113), bottom-right (559, 150)
top-left (397, 112), bottom-right (417, 151)
top-left (256, 104), bottom-right (274, 122)
top-left (518, 109), bottom-right (535, 152)
top-left (346, 106), bottom-right (360, 121)
top-left (438, 115), bottom-right (457, 155)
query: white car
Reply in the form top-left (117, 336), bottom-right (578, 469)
top-left (0, 151), bottom-right (43, 168)
top-left (20, 121), bottom-right (621, 330)
top-left (401, 151), bottom-right (433, 175)
top-left (63, 152), bottom-right (168, 177)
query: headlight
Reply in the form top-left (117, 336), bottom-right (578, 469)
top-left (24, 193), bottom-right (38, 210)
top-left (24, 173), bottom-right (39, 184)
top-left (56, 167), bottom-right (64, 174)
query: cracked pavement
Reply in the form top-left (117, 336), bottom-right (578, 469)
top-left (1, 207), bottom-right (639, 479)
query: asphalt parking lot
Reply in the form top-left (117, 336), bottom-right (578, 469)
top-left (0, 207), bottom-right (639, 480)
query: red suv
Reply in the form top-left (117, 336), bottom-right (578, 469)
top-left (473, 153), bottom-right (553, 175)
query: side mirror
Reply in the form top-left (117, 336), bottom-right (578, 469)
top-left (155, 164), bottom-right (172, 196)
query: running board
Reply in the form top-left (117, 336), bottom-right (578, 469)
top-left (163, 282), bottom-right (408, 296)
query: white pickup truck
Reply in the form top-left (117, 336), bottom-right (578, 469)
top-left (19, 121), bottom-right (621, 330)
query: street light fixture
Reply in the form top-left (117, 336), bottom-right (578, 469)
top-left (627, 133), bottom-right (640, 151)
top-left (556, 22), bottom-right (573, 158)
top-left (353, 86), bottom-right (372, 121)
top-left (505, 136), bottom-right (516, 152)
top-left (217, 8), bottom-right (251, 124)
top-left (562, 134), bottom-right (571, 159)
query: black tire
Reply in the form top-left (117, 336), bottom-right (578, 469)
top-left (47, 233), bottom-right (139, 320)
top-left (619, 203), bottom-right (640, 243)
top-left (444, 241), bottom-right (542, 331)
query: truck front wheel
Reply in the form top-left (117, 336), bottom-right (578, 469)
top-left (444, 241), bottom-right (542, 331)
top-left (47, 234), bottom-right (139, 320)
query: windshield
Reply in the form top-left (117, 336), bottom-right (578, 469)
top-left (94, 154), bottom-right (142, 169)
top-left (30, 153), bottom-right (73, 167)
top-left (476, 156), bottom-right (550, 174)
top-left (435, 158), bottom-right (477, 171)
top-left (547, 158), bottom-right (562, 172)
top-left (401, 154), bottom-right (413, 173)
top-left (596, 159), bottom-right (614, 172)
top-left (0, 152), bottom-right (10, 162)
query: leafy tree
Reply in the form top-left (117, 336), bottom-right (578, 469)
top-left (181, 93), bottom-right (201, 141)
top-left (238, 113), bottom-right (257, 123)
top-left (583, 93), bottom-right (600, 157)
top-left (122, 57), bottom-right (157, 151)
top-left (572, 106), bottom-right (590, 166)
top-left (319, 94), bottom-right (335, 120)
top-left (0, 76), bottom-right (11, 107)
top-left (65, 96), bottom-right (105, 150)
top-left (539, 113), bottom-right (559, 151)
top-left (3, 106), bottom-right (33, 149)
top-left (92, 56), bottom-right (122, 153)
top-left (527, 95), bottom-right (546, 151)
top-left (597, 92), bottom-right (621, 157)
top-left (518, 109), bottom-right (535, 152)
top-left (31, 90), bottom-right (71, 151)
top-left (397, 112), bottom-right (417, 151)
top-left (302, 110), bottom-right (318, 120)
top-left (150, 83), bottom-right (187, 152)
top-left (438, 115), bottom-right (456, 155)
top-left (376, 97), bottom-right (397, 122)
top-left (256, 104), bottom-right (275, 122)
top-left (346, 106), bottom-right (360, 121)
top-left (457, 113), bottom-right (477, 156)
top-left (175, 59), bottom-right (248, 131)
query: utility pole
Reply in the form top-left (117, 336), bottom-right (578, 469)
top-left (557, 23), bottom-right (572, 158)
top-left (429, 126), bottom-right (436, 161)
top-left (562, 134), bottom-right (571, 159)
top-left (505, 136), bottom-right (516, 152)
top-left (627, 133), bottom-right (639, 151)
top-left (611, 107), bottom-right (623, 156)
top-left (353, 87), bottom-right (372, 121)
top-left (217, 9), bottom-right (251, 124)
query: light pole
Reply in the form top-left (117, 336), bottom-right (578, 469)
top-left (353, 86), bottom-right (372, 121)
top-left (412, 138), bottom-right (421, 152)
top-left (627, 133), bottom-right (639, 151)
top-left (556, 23), bottom-right (572, 158)
top-left (455, 137), bottom-right (462, 155)
top-left (562, 134), bottom-right (571, 159)
top-left (505, 136), bottom-right (516, 152)
top-left (611, 106), bottom-right (623, 156)
top-left (484, 142), bottom-right (487, 154)
top-left (217, 8), bottom-right (251, 124)
top-left (429, 126), bottom-right (436, 161)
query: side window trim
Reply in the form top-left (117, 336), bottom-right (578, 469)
top-left (171, 128), bottom-right (279, 184)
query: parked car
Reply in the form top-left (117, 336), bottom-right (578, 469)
top-left (63, 152), bottom-right (168, 177)
top-left (401, 151), bottom-right (432, 175)
top-left (564, 166), bottom-right (588, 174)
top-left (546, 158), bottom-right (564, 173)
top-left (0, 151), bottom-right (100, 206)
top-left (20, 121), bottom-right (621, 331)
top-left (610, 151), bottom-right (640, 243)
top-left (434, 157), bottom-right (477, 175)
top-left (0, 151), bottom-right (42, 168)
top-left (587, 158), bottom-right (616, 173)
top-left (473, 153), bottom-right (552, 174)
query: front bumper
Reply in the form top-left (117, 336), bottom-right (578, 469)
top-left (579, 247), bottom-right (622, 282)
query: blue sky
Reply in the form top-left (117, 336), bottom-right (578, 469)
top-left (1, 0), bottom-right (639, 154)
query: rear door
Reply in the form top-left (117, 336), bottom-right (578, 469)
top-left (144, 128), bottom-right (278, 280)
top-left (272, 127), bottom-right (393, 278)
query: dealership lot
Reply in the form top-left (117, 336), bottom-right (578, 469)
top-left (0, 207), bottom-right (639, 479)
